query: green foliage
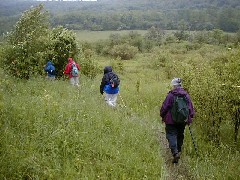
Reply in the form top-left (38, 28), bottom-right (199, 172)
top-left (174, 30), bottom-right (189, 41)
top-left (0, 37), bottom-right (240, 178)
top-left (78, 49), bottom-right (100, 79)
top-left (110, 44), bottom-right (138, 60)
top-left (0, 69), bottom-right (5, 112)
top-left (94, 40), bottom-right (108, 55)
top-left (0, 76), bottom-right (163, 179)
top-left (148, 48), bottom-right (171, 70)
top-left (1, 0), bottom-right (240, 34)
top-left (142, 27), bottom-right (165, 52)
top-left (181, 48), bottom-right (240, 145)
top-left (185, 42), bottom-right (202, 51)
top-left (47, 26), bottom-right (79, 77)
top-left (109, 57), bottom-right (124, 74)
top-left (2, 4), bottom-right (49, 79)
top-left (1, 5), bottom-right (79, 79)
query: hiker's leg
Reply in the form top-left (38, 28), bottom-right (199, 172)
top-left (105, 93), bottom-right (112, 106)
top-left (105, 94), bottom-right (117, 107)
top-left (177, 124), bottom-right (186, 153)
top-left (74, 77), bottom-right (80, 86)
top-left (110, 93), bottom-right (118, 107)
top-left (49, 76), bottom-right (55, 80)
top-left (165, 124), bottom-right (178, 155)
top-left (70, 77), bottom-right (75, 85)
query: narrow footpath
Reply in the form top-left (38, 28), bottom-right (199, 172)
top-left (157, 126), bottom-right (194, 180)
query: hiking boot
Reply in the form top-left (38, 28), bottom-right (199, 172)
top-left (172, 153), bottom-right (180, 163)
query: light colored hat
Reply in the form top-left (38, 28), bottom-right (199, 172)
top-left (171, 78), bottom-right (182, 86)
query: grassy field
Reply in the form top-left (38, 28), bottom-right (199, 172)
top-left (0, 29), bottom-right (239, 179)
top-left (74, 30), bottom-right (148, 42)
top-left (0, 61), bottom-right (168, 179)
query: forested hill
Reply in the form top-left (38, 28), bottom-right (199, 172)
top-left (0, 0), bottom-right (240, 34)
top-left (98, 0), bottom-right (240, 9)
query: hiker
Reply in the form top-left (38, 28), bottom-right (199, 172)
top-left (100, 66), bottom-right (120, 107)
top-left (64, 57), bottom-right (80, 86)
top-left (160, 78), bottom-right (195, 163)
top-left (44, 61), bottom-right (56, 80)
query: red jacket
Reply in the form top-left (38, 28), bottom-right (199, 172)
top-left (64, 58), bottom-right (80, 78)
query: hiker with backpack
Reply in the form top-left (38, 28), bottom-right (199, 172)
top-left (100, 66), bottom-right (120, 107)
top-left (160, 78), bottom-right (195, 163)
top-left (64, 57), bottom-right (80, 86)
top-left (44, 61), bottom-right (56, 80)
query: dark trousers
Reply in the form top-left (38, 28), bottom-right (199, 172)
top-left (165, 124), bottom-right (186, 156)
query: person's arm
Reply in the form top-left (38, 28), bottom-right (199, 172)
top-left (160, 93), bottom-right (173, 119)
top-left (100, 74), bottom-right (108, 94)
top-left (44, 65), bottom-right (49, 72)
top-left (64, 64), bottom-right (71, 74)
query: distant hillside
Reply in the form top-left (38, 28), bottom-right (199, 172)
top-left (0, 0), bottom-right (240, 35)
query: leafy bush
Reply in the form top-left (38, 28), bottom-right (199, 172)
top-left (2, 4), bottom-right (49, 79)
top-left (110, 44), bottom-right (138, 60)
top-left (174, 30), bottom-right (189, 41)
top-left (109, 57), bottom-right (124, 74)
top-left (2, 5), bottom-right (79, 79)
top-left (94, 40), bottom-right (106, 55)
top-left (185, 42), bottom-right (202, 51)
top-left (47, 26), bottom-right (79, 76)
top-left (145, 26), bottom-right (164, 46)
top-left (78, 49), bottom-right (100, 79)
top-left (148, 48), bottom-right (171, 69)
top-left (182, 49), bottom-right (240, 145)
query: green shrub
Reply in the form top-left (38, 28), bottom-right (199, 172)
top-left (148, 48), bottom-right (171, 69)
top-left (2, 5), bottom-right (79, 79)
top-left (2, 4), bottom-right (49, 79)
top-left (109, 57), bottom-right (124, 74)
top-left (185, 42), bottom-right (202, 51)
top-left (47, 26), bottom-right (79, 77)
top-left (110, 44), bottom-right (138, 60)
top-left (78, 49), bottom-right (100, 79)
top-left (94, 40), bottom-right (107, 55)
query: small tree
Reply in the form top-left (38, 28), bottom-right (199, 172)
top-left (110, 44), bottom-right (138, 60)
top-left (145, 26), bottom-right (164, 46)
top-left (78, 49), bottom-right (100, 79)
top-left (2, 4), bottom-right (79, 79)
top-left (3, 4), bottom-right (49, 79)
top-left (47, 26), bottom-right (79, 77)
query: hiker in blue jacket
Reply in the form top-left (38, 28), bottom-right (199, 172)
top-left (44, 61), bottom-right (56, 80)
top-left (100, 66), bottom-right (120, 107)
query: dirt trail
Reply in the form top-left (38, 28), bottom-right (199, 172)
top-left (118, 104), bottom-right (194, 179)
top-left (157, 126), bottom-right (194, 180)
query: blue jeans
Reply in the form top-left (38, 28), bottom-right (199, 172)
top-left (165, 124), bottom-right (186, 156)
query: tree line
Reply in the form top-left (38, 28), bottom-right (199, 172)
top-left (0, 0), bottom-right (240, 35)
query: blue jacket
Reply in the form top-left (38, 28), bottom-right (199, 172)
top-left (44, 61), bottom-right (56, 77)
top-left (100, 66), bottom-right (119, 94)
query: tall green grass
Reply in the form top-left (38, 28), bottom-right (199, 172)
top-left (0, 73), bottom-right (165, 179)
top-left (1, 40), bottom-right (240, 179)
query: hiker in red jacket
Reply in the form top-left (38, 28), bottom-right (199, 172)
top-left (64, 57), bottom-right (80, 86)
